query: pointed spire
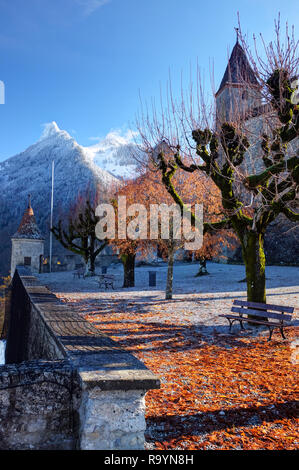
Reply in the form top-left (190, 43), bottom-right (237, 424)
top-left (12, 195), bottom-right (44, 240)
top-left (216, 38), bottom-right (259, 96)
top-left (27, 193), bottom-right (34, 216)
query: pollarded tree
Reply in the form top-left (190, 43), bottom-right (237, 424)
top-left (137, 19), bottom-right (299, 304)
top-left (52, 196), bottom-right (108, 275)
top-left (105, 160), bottom-right (227, 297)
top-left (142, 165), bottom-right (230, 298)
top-left (106, 176), bottom-right (154, 288)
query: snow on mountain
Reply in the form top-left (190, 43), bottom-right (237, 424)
top-left (0, 121), bottom-right (146, 274)
top-left (0, 122), bottom-right (131, 274)
top-left (0, 121), bottom-right (119, 211)
top-left (83, 130), bottom-right (141, 179)
top-left (40, 121), bottom-right (61, 139)
top-left (0, 123), bottom-right (143, 214)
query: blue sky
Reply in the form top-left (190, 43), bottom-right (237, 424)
top-left (0, 0), bottom-right (298, 161)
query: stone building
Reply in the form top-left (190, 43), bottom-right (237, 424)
top-left (10, 194), bottom-right (118, 275)
top-left (216, 36), bottom-right (298, 171)
top-left (215, 37), bottom-right (272, 175)
top-left (214, 37), bottom-right (298, 264)
top-left (215, 39), bottom-right (262, 124)
top-left (10, 196), bottom-right (44, 276)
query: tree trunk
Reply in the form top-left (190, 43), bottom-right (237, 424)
top-left (89, 236), bottom-right (97, 274)
top-left (166, 247), bottom-right (175, 300)
top-left (121, 253), bottom-right (136, 288)
top-left (241, 230), bottom-right (266, 304)
top-left (88, 254), bottom-right (96, 275)
top-left (195, 257), bottom-right (209, 277)
top-left (84, 237), bottom-right (97, 276)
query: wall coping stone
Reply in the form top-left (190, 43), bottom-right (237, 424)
top-left (14, 267), bottom-right (160, 392)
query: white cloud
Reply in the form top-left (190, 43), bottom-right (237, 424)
top-left (75, 0), bottom-right (111, 16)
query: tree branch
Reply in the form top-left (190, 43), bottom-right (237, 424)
top-left (280, 206), bottom-right (299, 222)
top-left (245, 155), bottom-right (299, 189)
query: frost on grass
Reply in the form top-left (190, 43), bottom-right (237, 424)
top-left (38, 262), bottom-right (299, 450)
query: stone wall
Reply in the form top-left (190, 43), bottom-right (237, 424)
top-left (41, 247), bottom-right (118, 273)
top-left (0, 360), bottom-right (81, 450)
top-left (78, 388), bottom-right (147, 450)
top-left (0, 266), bottom-right (160, 450)
top-left (10, 238), bottom-right (44, 277)
top-left (216, 83), bottom-right (261, 124)
top-left (5, 272), bottom-right (66, 364)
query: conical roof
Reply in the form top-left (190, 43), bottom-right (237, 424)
top-left (12, 195), bottom-right (44, 240)
top-left (216, 40), bottom-right (259, 95)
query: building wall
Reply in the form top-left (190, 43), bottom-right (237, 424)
top-left (215, 83), bottom-right (298, 265)
top-left (41, 245), bottom-right (118, 273)
top-left (216, 84), bottom-right (261, 124)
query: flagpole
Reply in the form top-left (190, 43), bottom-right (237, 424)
top-left (49, 160), bottom-right (54, 273)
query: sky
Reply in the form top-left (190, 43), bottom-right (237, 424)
top-left (0, 0), bottom-right (298, 161)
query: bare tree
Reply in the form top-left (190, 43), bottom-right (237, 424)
top-left (52, 194), bottom-right (108, 275)
top-left (136, 18), bottom-right (299, 304)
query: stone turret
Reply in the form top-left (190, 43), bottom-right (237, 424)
top-left (215, 37), bottom-right (262, 123)
top-left (10, 195), bottom-right (44, 276)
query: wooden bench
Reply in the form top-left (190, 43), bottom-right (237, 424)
top-left (219, 299), bottom-right (294, 341)
top-left (98, 274), bottom-right (115, 290)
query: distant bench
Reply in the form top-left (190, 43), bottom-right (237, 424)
top-left (219, 299), bottom-right (294, 341)
top-left (98, 274), bottom-right (115, 290)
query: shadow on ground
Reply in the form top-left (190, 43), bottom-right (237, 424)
top-left (145, 400), bottom-right (299, 443)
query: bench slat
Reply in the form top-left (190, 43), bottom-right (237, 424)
top-left (233, 299), bottom-right (294, 314)
top-left (231, 306), bottom-right (292, 321)
top-left (219, 314), bottom-right (291, 327)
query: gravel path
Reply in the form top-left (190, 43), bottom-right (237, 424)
top-left (37, 262), bottom-right (299, 450)
top-left (38, 261), bottom-right (299, 333)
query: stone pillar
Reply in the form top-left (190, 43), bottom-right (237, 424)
top-left (77, 366), bottom-right (160, 451)
top-left (78, 387), bottom-right (148, 450)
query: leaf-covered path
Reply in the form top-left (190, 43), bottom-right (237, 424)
top-left (40, 263), bottom-right (299, 450)
top-left (61, 301), bottom-right (298, 450)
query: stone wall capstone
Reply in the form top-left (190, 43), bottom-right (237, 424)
top-left (0, 267), bottom-right (160, 450)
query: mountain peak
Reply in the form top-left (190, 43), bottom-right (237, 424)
top-left (101, 131), bottom-right (128, 147)
top-left (40, 121), bottom-right (65, 140)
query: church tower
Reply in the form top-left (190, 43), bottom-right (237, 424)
top-left (215, 36), bottom-right (262, 124)
top-left (10, 195), bottom-right (44, 276)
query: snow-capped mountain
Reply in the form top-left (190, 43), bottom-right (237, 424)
top-left (0, 121), bottom-right (119, 224)
top-left (83, 130), bottom-right (142, 179)
top-left (0, 122), bottom-right (119, 199)
top-left (0, 122), bottom-right (141, 274)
